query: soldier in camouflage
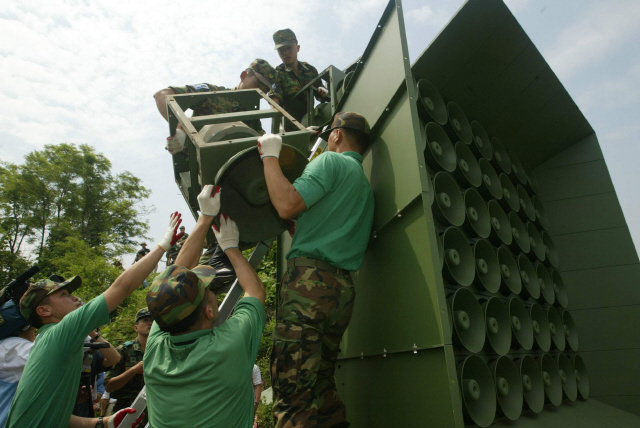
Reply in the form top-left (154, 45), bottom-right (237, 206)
top-left (268, 29), bottom-right (330, 131)
top-left (104, 308), bottom-right (152, 417)
top-left (154, 58), bottom-right (277, 154)
top-left (258, 112), bottom-right (375, 427)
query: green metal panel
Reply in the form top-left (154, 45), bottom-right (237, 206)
top-left (544, 193), bottom-right (627, 236)
top-left (571, 307), bottom-right (640, 351)
top-left (535, 161), bottom-right (615, 202)
top-left (561, 264), bottom-right (640, 309)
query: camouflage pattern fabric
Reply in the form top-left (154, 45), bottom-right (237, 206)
top-left (267, 62), bottom-right (322, 131)
top-left (273, 29), bottom-right (297, 49)
top-left (135, 308), bottom-right (151, 323)
top-left (105, 339), bottom-right (146, 412)
top-left (170, 83), bottom-right (265, 135)
top-left (146, 265), bottom-right (215, 328)
top-left (271, 265), bottom-right (355, 428)
top-left (317, 111), bottom-right (371, 142)
top-left (247, 58), bottom-right (277, 93)
top-left (19, 277), bottom-right (82, 321)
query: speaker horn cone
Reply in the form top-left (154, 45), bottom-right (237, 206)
top-left (416, 79), bottom-right (448, 125)
top-left (491, 137), bottom-right (512, 174)
top-left (508, 212), bottom-right (530, 254)
top-left (470, 120), bottom-right (493, 160)
top-left (538, 353), bottom-right (563, 406)
top-left (532, 196), bottom-right (550, 231)
top-left (482, 297), bottom-right (511, 356)
top-left (551, 269), bottom-right (569, 308)
top-left (561, 309), bottom-right (579, 352)
top-left (424, 123), bottom-right (457, 173)
top-left (463, 188), bottom-right (490, 238)
top-left (473, 239), bottom-right (501, 293)
top-left (518, 355), bottom-right (545, 413)
top-left (573, 354), bottom-right (590, 400)
top-left (499, 174), bottom-right (520, 213)
top-left (446, 101), bottom-right (473, 145)
top-left (442, 227), bottom-right (475, 286)
top-left (535, 262), bottom-right (555, 305)
top-left (448, 288), bottom-right (485, 353)
top-left (517, 254), bottom-right (540, 300)
top-left (458, 355), bottom-right (497, 427)
top-left (547, 307), bottom-right (566, 351)
top-left (517, 185), bottom-right (536, 223)
top-left (432, 172), bottom-right (465, 226)
top-left (479, 159), bottom-right (503, 201)
top-left (509, 297), bottom-right (533, 351)
top-left (454, 142), bottom-right (482, 188)
top-left (527, 222), bottom-right (545, 262)
top-left (488, 201), bottom-right (512, 246)
top-left (509, 150), bottom-right (528, 186)
top-left (497, 246), bottom-right (522, 295)
top-left (530, 303), bottom-right (551, 352)
top-left (490, 356), bottom-right (523, 421)
top-left (557, 353), bottom-right (578, 402)
top-left (542, 231), bottom-right (559, 268)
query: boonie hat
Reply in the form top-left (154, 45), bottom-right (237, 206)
top-left (135, 308), bottom-right (152, 323)
top-left (318, 111), bottom-right (371, 142)
top-left (20, 277), bottom-right (82, 321)
top-left (273, 29), bottom-right (297, 49)
top-left (146, 265), bottom-right (216, 328)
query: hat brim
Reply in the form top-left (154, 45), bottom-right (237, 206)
top-left (58, 276), bottom-right (82, 294)
top-left (318, 127), bottom-right (334, 142)
top-left (191, 265), bottom-right (216, 290)
top-left (274, 40), bottom-right (297, 50)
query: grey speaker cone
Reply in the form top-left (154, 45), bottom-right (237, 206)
top-left (470, 120), bottom-right (493, 160)
top-left (518, 355), bottom-right (544, 413)
top-left (508, 150), bottom-right (528, 186)
top-left (551, 269), bottom-right (569, 308)
top-left (530, 303), bottom-right (551, 352)
top-left (454, 141), bottom-right (482, 188)
top-left (424, 123), bottom-right (457, 172)
top-left (416, 79), bottom-right (448, 125)
top-left (446, 101), bottom-right (472, 145)
top-left (535, 262), bottom-right (555, 305)
top-left (561, 309), bottom-right (579, 352)
top-left (539, 353), bottom-right (563, 406)
top-left (490, 137), bottom-right (511, 174)
top-left (490, 356), bottom-right (523, 421)
top-left (488, 200), bottom-right (512, 246)
top-left (548, 307), bottom-right (566, 351)
top-left (573, 354), bottom-right (590, 400)
top-left (557, 353), bottom-right (578, 402)
top-left (517, 254), bottom-right (540, 300)
top-left (497, 246), bottom-right (521, 295)
top-left (517, 185), bottom-right (536, 223)
top-left (499, 174), bottom-right (520, 213)
top-left (473, 239), bottom-right (501, 293)
top-left (542, 231), bottom-right (559, 268)
top-left (532, 196), bottom-right (550, 231)
top-left (478, 159), bottom-right (503, 201)
top-left (442, 227), bottom-right (475, 286)
top-left (432, 172), bottom-right (465, 226)
top-left (527, 222), bottom-right (546, 262)
top-left (448, 288), bottom-right (485, 353)
top-left (509, 297), bottom-right (533, 350)
top-left (508, 212), bottom-right (530, 254)
top-left (458, 355), bottom-right (496, 428)
top-left (482, 297), bottom-right (511, 356)
top-left (463, 188), bottom-right (490, 238)
top-left (524, 163), bottom-right (542, 195)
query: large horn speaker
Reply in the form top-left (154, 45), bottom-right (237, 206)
top-left (499, 174), bottom-right (520, 213)
top-left (424, 123), bottom-right (457, 172)
top-left (509, 297), bottom-right (533, 350)
top-left (448, 288), bottom-right (485, 352)
top-left (490, 137), bottom-right (512, 174)
top-left (432, 172), bottom-right (465, 226)
top-left (542, 231), bottom-right (559, 268)
top-left (463, 189), bottom-right (490, 238)
top-left (416, 79), bottom-right (448, 125)
top-left (535, 262), bottom-right (555, 305)
top-left (478, 159), bottom-right (503, 201)
top-left (557, 353), bottom-right (578, 402)
top-left (446, 101), bottom-right (472, 144)
top-left (524, 164), bottom-right (542, 195)
top-left (532, 196), bottom-right (550, 231)
top-left (473, 239), bottom-right (501, 293)
top-left (488, 201), bottom-right (512, 246)
top-left (518, 355), bottom-right (544, 413)
top-left (547, 307), bottom-right (566, 351)
top-left (561, 309), bottom-right (579, 352)
top-left (527, 222), bottom-right (546, 262)
top-left (508, 212), bottom-right (530, 254)
top-left (573, 354), bottom-right (590, 400)
top-left (517, 254), bottom-right (540, 300)
top-left (482, 297), bottom-right (511, 356)
top-left (497, 246), bottom-right (522, 295)
top-left (216, 145), bottom-right (308, 242)
top-left (470, 120), bottom-right (493, 160)
top-left (200, 121), bottom-right (259, 142)
top-left (458, 355), bottom-right (496, 428)
top-left (508, 150), bottom-right (528, 186)
top-left (490, 356), bottom-right (523, 421)
top-left (551, 269), bottom-right (569, 308)
top-left (454, 142), bottom-right (482, 188)
top-left (539, 353), bottom-right (563, 406)
top-left (442, 227), bottom-right (475, 286)
top-left (530, 303), bottom-right (551, 352)
top-left (517, 185), bottom-right (536, 223)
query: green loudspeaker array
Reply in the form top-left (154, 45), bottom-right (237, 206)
top-left (499, 174), bottom-right (520, 213)
top-left (562, 310), bottom-right (579, 352)
top-left (479, 158), bottom-right (503, 201)
top-left (463, 188), bottom-right (490, 238)
top-left (473, 239), bottom-right (501, 293)
top-left (424, 123), bottom-right (457, 172)
top-left (416, 79), bottom-right (448, 125)
top-left (509, 150), bottom-right (528, 186)
top-left (508, 212), bottom-right (530, 254)
top-left (518, 355), bottom-right (545, 413)
top-left (490, 137), bottom-right (512, 174)
top-left (448, 288), bottom-right (485, 352)
top-left (551, 269), bottom-right (569, 308)
top-left (517, 254), bottom-right (540, 300)
top-left (509, 297), bottom-right (534, 350)
top-left (488, 200), bottom-right (512, 246)
top-left (454, 142), bottom-right (482, 188)
top-left (532, 196), bottom-right (550, 231)
top-left (539, 353), bottom-right (563, 406)
top-left (482, 297), bottom-right (511, 356)
top-left (523, 163), bottom-right (542, 196)
top-left (458, 355), bottom-right (497, 427)
top-left (557, 353), bottom-right (578, 402)
top-left (547, 307), bottom-right (566, 351)
top-left (490, 356), bottom-right (523, 421)
top-left (517, 185), bottom-right (536, 223)
top-left (497, 246), bottom-right (522, 295)
top-left (527, 222), bottom-right (546, 262)
top-left (573, 354), bottom-right (590, 400)
top-left (530, 303), bottom-right (551, 352)
top-left (446, 101), bottom-right (473, 145)
top-left (432, 172), bottom-right (465, 227)
top-left (542, 231), bottom-right (560, 268)
top-left (442, 227), bottom-right (475, 286)
top-left (470, 120), bottom-right (493, 160)
top-left (535, 262), bottom-right (555, 305)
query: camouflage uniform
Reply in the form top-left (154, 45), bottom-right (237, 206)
top-left (105, 339), bottom-right (145, 412)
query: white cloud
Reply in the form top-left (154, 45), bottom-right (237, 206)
top-left (543, 1), bottom-right (640, 79)
top-left (576, 62), bottom-right (640, 114)
top-left (504, 0), bottom-right (530, 13)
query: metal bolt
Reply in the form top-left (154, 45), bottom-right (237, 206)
top-left (383, 348), bottom-right (387, 357)
top-left (413, 344), bottom-right (418, 354)
top-left (360, 352), bottom-right (364, 360)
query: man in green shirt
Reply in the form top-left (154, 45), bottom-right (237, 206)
top-left (143, 185), bottom-right (266, 428)
top-left (257, 112), bottom-right (375, 427)
top-left (268, 29), bottom-right (329, 131)
top-left (6, 213), bottom-right (182, 428)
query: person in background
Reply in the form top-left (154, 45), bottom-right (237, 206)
top-left (252, 364), bottom-right (263, 416)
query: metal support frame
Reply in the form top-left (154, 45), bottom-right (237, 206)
top-left (289, 65), bottom-right (347, 127)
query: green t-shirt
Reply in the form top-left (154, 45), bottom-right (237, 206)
top-left (287, 151), bottom-right (375, 271)
top-left (144, 297), bottom-right (266, 428)
top-left (7, 294), bottom-right (110, 428)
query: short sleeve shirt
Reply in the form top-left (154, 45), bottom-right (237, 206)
top-left (267, 62), bottom-right (322, 129)
top-left (287, 151), bottom-right (375, 271)
top-left (252, 364), bottom-right (262, 387)
top-left (144, 298), bottom-right (265, 428)
top-left (170, 83), bottom-right (264, 135)
top-left (6, 294), bottom-right (110, 428)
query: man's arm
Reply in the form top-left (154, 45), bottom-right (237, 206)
top-left (226, 248), bottom-right (265, 304)
top-left (89, 331), bottom-right (120, 368)
top-left (262, 157), bottom-right (306, 219)
top-left (69, 408), bottom-right (139, 428)
top-left (104, 361), bottom-right (143, 393)
top-left (175, 216), bottom-right (214, 269)
top-left (154, 88), bottom-right (176, 122)
top-left (103, 213), bottom-right (181, 312)
top-left (254, 383), bottom-right (263, 413)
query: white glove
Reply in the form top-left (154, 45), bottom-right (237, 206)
top-left (157, 212), bottom-right (182, 251)
top-left (212, 215), bottom-right (239, 252)
top-left (197, 184), bottom-right (221, 217)
top-left (317, 87), bottom-right (328, 97)
top-left (258, 133), bottom-right (282, 160)
top-left (166, 129), bottom-right (187, 155)
top-left (108, 407), bottom-right (140, 428)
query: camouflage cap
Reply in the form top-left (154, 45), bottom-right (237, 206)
top-left (318, 111), bottom-right (371, 142)
top-left (146, 264), bottom-right (216, 328)
top-left (247, 59), bottom-right (276, 90)
top-left (273, 28), bottom-right (297, 49)
top-left (135, 308), bottom-right (152, 323)
top-left (19, 276), bottom-right (82, 322)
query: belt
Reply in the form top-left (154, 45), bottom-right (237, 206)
top-left (287, 257), bottom-right (351, 277)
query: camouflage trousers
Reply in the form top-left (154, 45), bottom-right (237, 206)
top-left (271, 264), bottom-right (355, 428)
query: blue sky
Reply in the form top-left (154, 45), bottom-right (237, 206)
top-left (1, 0), bottom-right (638, 265)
